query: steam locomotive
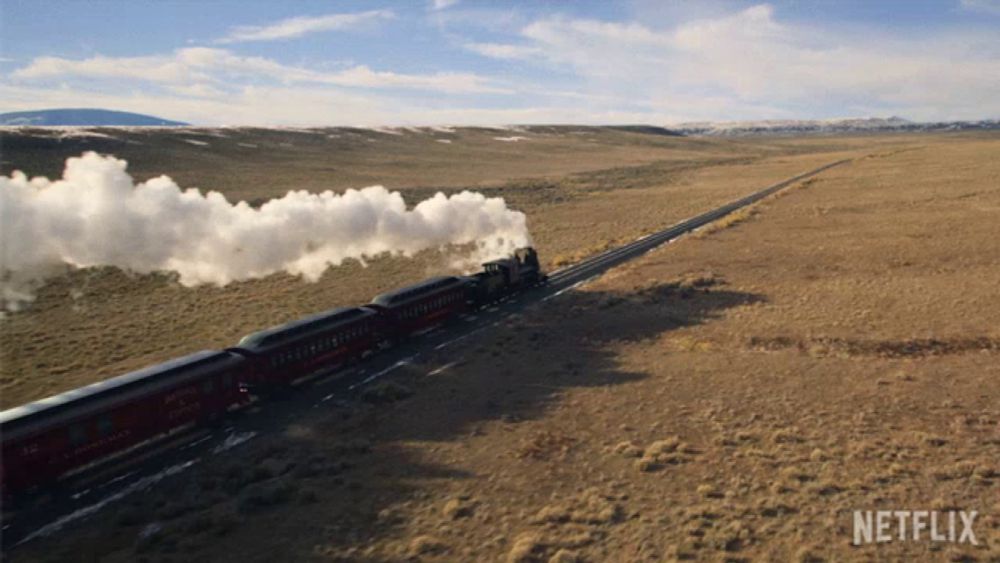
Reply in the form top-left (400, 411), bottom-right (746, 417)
top-left (0, 248), bottom-right (544, 497)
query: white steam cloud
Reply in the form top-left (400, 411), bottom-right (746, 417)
top-left (0, 152), bottom-right (531, 310)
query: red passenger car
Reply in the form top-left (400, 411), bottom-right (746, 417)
top-left (231, 307), bottom-right (382, 390)
top-left (0, 351), bottom-right (247, 496)
top-left (367, 276), bottom-right (469, 341)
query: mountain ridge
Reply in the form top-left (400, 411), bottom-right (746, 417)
top-left (670, 116), bottom-right (1000, 136)
top-left (0, 108), bottom-right (187, 127)
top-left (2, 109), bottom-right (998, 136)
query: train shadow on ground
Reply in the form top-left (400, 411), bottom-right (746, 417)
top-left (14, 280), bottom-right (765, 562)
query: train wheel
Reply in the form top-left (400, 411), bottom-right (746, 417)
top-left (201, 411), bottom-right (224, 428)
top-left (263, 382), bottom-right (295, 400)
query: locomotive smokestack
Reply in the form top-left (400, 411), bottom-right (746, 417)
top-left (0, 152), bottom-right (532, 310)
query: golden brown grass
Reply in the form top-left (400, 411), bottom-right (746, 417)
top-left (13, 132), bottom-right (1000, 563)
top-left (693, 176), bottom-right (820, 238)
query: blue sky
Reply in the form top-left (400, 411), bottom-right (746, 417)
top-left (2, 0), bottom-right (998, 125)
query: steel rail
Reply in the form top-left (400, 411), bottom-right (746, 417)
top-left (544, 158), bottom-right (851, 288)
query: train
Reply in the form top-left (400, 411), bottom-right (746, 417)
top-left (0, 248), bottom-right (544, 498)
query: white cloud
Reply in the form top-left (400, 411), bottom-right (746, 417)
top-left (12, 53), bottom-right (207, 83)
top-left (464, 42), bottom-right (540, 60)
top-left (960, 0), bottom-right (1000, 15)
top-left (4, 3), bottom-right (998, 125)
top-left (432, 0), bottom-right (461, 11)
top-left (10, 47), bottom-right (509, 94)
top-left (217, 10), bottom-right (394, 43)
top-left (322, 65), bottom-right (511, 93)
top-left (167, 83), bottom-right (227, 98)
top-left (503, 4), bottom-right (1000, 121)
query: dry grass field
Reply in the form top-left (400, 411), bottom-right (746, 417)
top-left (8, 131), bottom-right (999, 561)
top-left (0, 126), bottom-right (911, 409)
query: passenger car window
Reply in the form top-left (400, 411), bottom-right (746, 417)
top-left (69, 425), bottom-right (87, 446)
top-left (97, 416), bottom-right (114, 436)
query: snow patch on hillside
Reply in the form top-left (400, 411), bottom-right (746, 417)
top-left (671, 117), bottom-right (1000, 136)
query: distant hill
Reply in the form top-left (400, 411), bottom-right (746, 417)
top-left (605, 125), bottom-right (682, 137)
top-left (670, 116), bottom-right (1000, 136)
top-left (0, 108), bottom-right (187, 127)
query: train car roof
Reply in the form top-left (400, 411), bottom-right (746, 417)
top-left (235, 306), bottom-right (375, 352)
top-left (482, 257), bottom-right (515, 268)
top-left (0, 350), bottom-right (243, 436)
top-left (370, 276), bottom-right (466, 308)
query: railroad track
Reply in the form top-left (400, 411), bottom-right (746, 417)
top-left (2, 157), bottom-right (851, 549)
top-left (543, 158), bottom-right (851, 291)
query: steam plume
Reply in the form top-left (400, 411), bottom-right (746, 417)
top-left (0, 152), bottom-right (531, 309)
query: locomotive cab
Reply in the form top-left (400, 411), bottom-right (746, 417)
top-left (468, 246), bottom-right (546, 306)
top-left (482, 258), bottom-right (516, 284)
top-left (481, 247), bottom-right (543, 288)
